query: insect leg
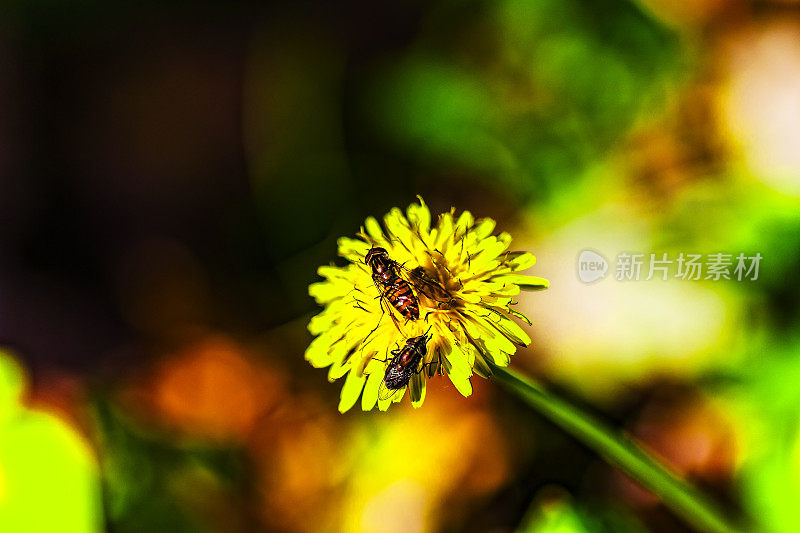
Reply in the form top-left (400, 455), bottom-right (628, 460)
top-left (360, 314), bottom-right (383, 353)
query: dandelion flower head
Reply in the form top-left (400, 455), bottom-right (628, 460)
top-left (305, 197), bottom-right (548, 412)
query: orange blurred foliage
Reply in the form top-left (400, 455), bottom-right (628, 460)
top-left (121, 334), bottom-right (285, 443)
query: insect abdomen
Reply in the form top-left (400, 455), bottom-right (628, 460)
top-left (384, 277), bottom-right (419, 320)
top-left (384, 363), bottom-right (412, 389)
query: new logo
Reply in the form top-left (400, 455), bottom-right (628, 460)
top-left (577, 250), bottom-right (608, 283)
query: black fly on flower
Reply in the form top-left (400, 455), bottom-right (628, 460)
top-left (377, 330), bottom-right (433, 402)
top-left (305, 197), bottom-right (549, 412)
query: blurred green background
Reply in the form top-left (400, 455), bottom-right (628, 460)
top-left (1, 0), bottom-right (799, 531)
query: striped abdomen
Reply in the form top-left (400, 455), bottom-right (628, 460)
top-left (382, 275), bottom-right (419, 320)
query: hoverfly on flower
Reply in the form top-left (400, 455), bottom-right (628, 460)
top-left (306, 196), bottom-right (548, 412)
top-left (377, 331), bottom-right (432, 402)
top-left (363, 244), bottom-right (460, 332)
top-left (407, 263), bottom-right (459, 310)
top-left (364, 246), bottom-right (421, 328)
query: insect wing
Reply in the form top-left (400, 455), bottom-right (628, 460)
top-left (368, 271), bottom-right (407, 332)
top-left (378, 379), bottom-right (405, 402)
top-left (402, 264), bottom-right (454, 304)
top-left (380, 290), bottom-right (405, 332)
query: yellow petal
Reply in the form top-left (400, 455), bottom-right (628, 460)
top-left (317, 264), bottom-right (352, 280)
top-left (492, 283), bottom-right (522, 297)
top-left (432, 338), bottom-right (452, 375)
top-left (472, 217), bottom-right (496, 240)
top-left (383, 207), bottom-right (411, 240)
top-left (305, 325), bottom-right (347, 367)
top-left (448, 372), bottom-right (473, 397)
top-left (407, 196), bottom-right (431, 234)
top-left (337, 237), bottom-right (369, 261)
top-left (410, 371), bottom-right (426, 406)
top-left (364, 354), bottom-right (386, 375)
top-left (497, 232), bottom-right (512, 248)
top-left (462, 313), bottom-right (517, 355)
top-left (309, 280), bottom-right (349, 304)
top-left (502, 251), bottom-right (536, 272)
top-left (361, 371), bottom-right (382, 411)
top-left (445, 343), bottom-right (472, 381)
top-left (393, 389), bottom-right (405, 403)
top-left (308, 309), bottom-right (339, 335)
top-left (487, 344), bottom-right (510, 366)
top-left (469, 331), bottom-right (512, 367)
top-left (470, 237), bottom-right (509, 273)
top-left (364, 217), bottom-right (385, 243)
top-left (458, 291), bottom-right (483, 304)
top-left (481, 308), bottom-right (532, 346)
top-left (306, 315), bottom-right (329, 336)
top-left (435, 212), bottom-right (455, 251)
top-left (378, 395), bottom-right (391, 411)
top-left (326, 336), bottom-right (362, 381)
top-left (508, 308), bottom-right (532, 325)
top-left (454, 210), bottom-right (475, 240)
top-left (338, 372), bottom-right (366, 413)
top-left (479, 295), bottom-right (514, 307)
top-left (352, 346), bottom-right (374, 377)
top-left (492, 274), bottom-right (549, 291)
top-left (327, 358), bottom-right (351, 381)
top-left (472, 352), bottom-right (493, 378)
top-left (426, 360), bottom-right (438, 377)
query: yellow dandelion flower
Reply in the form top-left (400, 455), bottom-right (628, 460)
top-left (305, 197), bottom-right (549, 412)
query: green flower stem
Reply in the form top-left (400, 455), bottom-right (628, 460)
top-left (490, 364), bottom-right (743, 533)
